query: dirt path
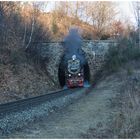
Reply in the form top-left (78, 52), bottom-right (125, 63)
top-left (5, 74), bottom-right (123, 138)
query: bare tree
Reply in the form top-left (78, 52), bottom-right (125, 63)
top-left (131, 1), bottom-right (140, 47)
top-left (49, 1), bottom-right (119, 39)
top-left (23, 2), bottom-right (48, 50)
top-left (0, 2), bottom-right (21, 43)
top-left (25, 2), bottom-right (35, 50)
top-left (86, 2), bottom-right (118, 39)
top-left (67, 1), bottom-right (85, 19)
top-left (53, 1), bottom-right (69, 17)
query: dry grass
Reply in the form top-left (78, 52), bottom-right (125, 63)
top-left (0, 44), bottom-right (58, 104)
top-left (80, 60), bottom-right (140, 138)
top-left (113, 73), bottom-right (140, 138)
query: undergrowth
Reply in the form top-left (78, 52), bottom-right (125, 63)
top-left (105, 38), bottom-right (140, 73)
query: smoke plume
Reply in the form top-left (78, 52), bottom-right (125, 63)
top-left (62, 28), bottom-right (86, 67)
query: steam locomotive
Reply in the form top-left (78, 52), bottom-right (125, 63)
top-left (65, 55), bottom-right (84, 88)
top-left (58, 28), bottom-right (90, 88)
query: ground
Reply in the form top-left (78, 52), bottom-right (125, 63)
top-left (3, 60), bottom-right (140, 138)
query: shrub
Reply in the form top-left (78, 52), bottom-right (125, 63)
top-left (51, 19), bottom-right (58, 34)
top-left (105, 38), bottom-right (140, 73)
top-left (100, 34), bottom-right (110, 40)
top-left (10, 48), bottom-right (27, 65)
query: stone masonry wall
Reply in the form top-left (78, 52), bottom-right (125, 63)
top-left (82, 40), bottom-right (117, 82)
top-left (40, 40), bottom-right (117, 86)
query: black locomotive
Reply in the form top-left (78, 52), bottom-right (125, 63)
top-left (66, 55), bottom-right (84, 88)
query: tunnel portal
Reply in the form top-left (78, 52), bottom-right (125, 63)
top-left (58, 56), bottom-right (90, 87)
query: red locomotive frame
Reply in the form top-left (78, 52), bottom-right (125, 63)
top-left (66, 70), bottom-right (84, 88)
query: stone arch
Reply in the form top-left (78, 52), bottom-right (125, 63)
top-left (45, 43), bottom-right (64, 87)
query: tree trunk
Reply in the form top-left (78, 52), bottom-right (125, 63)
top-left (22, 23), bottom-right (27, 47)
top-left (25, 13), bottom-right (35, 51)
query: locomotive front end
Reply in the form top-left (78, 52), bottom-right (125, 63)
top-left (66, 55), bottom-right (84, 88)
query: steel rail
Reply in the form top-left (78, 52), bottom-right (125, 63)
top-left (0, 88), bottom-right (79, 115)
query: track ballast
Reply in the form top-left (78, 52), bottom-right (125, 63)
top-left (0, 88), bottom-right (79, 116)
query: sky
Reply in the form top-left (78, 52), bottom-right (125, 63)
top-left (117, 1), bottom-right (136, 25)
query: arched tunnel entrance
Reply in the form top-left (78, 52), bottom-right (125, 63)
top-left (58, 59), bottom-right (66, 87)
top-left (58, 57), bottom-right (90, 87)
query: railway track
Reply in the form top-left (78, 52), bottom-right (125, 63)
top-left (0, 88), bottom-right (80, 116)
top-left (0, 87), bottom-right (91, 134)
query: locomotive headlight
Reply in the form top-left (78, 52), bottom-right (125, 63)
top-left (68, 74), bottom-right (71, 77)
top-left (78, 73), bottom-right (81, 76)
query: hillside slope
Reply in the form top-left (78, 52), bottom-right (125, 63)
top-left (38, 12), bottom-right (95, 40)
top-left (0, 46), bottom-right (58, 104)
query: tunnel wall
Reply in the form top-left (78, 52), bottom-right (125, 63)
top-left (81, 40), bottom-right (118, 82)
top-left (40, 43), bottom-right (64, 88)
top-left (41, 40), bottom-right (117, 87)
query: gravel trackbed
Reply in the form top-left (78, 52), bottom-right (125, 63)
top-left (2, 73), bottom-right (124, 138)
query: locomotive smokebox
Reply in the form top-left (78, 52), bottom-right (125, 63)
top-left (58, 28), bottom-right (90, 88)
